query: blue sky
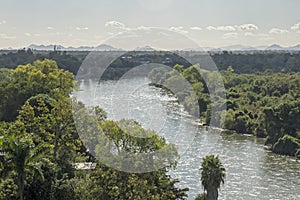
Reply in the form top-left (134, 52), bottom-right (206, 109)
top-left (0, 0), bottom-right (300, 49)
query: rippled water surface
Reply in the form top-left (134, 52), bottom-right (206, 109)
top-left (74, 78), bottom-right (300, 200)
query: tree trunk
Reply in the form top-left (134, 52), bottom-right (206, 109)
top-left (18, 170), bottom-right (24, 200)
top-left (207, 188), bottom-right (218, 200)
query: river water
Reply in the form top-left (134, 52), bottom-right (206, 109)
top-left (74, 77), bottom-right (300, 200)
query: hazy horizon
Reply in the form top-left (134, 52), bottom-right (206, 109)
top-left (0, 42), bottom-right (300, 51)
top-left (1, 0), bottom-right (300, 49)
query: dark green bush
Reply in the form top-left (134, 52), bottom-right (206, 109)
top-left (273, 135), bottom-right (300, 156)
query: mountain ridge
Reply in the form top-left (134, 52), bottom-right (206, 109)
top-left (5, 43), bottom-right (300, 52)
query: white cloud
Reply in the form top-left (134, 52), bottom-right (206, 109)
top-left (206, 24), bottom-right (258, 32)
top-left (0, 33), bottom-right (16, 40)
top-left (269, 28), bottom-right (289, 34)
top-left (190, 26), bottom-right (202, 31)
top-left (291, 22), bottom-right (300, 30)
top-left (206, 26), bottom-right (216, 31)
top-left (206, 25), bottom-right (235, 31)
top-left (220, 26), bottom-right (236, 31)
top-left (47, 26), bottom-right (54, 30)
top-left (25, 33), bottom-right (31, 36)
top-left (105, 21), bottom-right (128, 30)
top-left (76, 27), bottom-right (89, 31)
top-left (169, 26), bottom-right (188, 34)
top-left (237, 24), bottom-right (258, 31)
top-left (223, 32), bottom-right (238, 39)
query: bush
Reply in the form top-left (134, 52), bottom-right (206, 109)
top-left (272, 135), bottom-right (300, 156)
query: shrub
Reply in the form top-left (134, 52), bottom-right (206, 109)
top-left (272, 135), bottom-right (300, 156)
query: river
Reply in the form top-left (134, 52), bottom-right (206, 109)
top-left (74, 77), bottom-right (300, 200)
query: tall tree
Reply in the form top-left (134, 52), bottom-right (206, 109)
top-left (1, 132), bottom-right (52, 200)
top-left (0, 59), bottom-right (75, 122)
top-left (200, 155), bottom-right (225, 200)
top-left (79, 119), bottom-right (188, 199)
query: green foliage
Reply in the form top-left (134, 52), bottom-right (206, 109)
top-left (0, 49), bottom-right (81, 74)
top-left (94, 106), bottom-right (107, 122)
top-left (212, 51), bottom-right (300, 73)
top-left (150, 62), bottom-right (300, 157)
top-left (226, 66), bottom-right (234, 73)
top-left (2, 52), bottom-right (299, 199)
top-left (200, 155), bottom-right (225, 190)
top-left (221, 72), bottom-right (300, 155)
top-left (0, 59), bottom-right (75, 121)
top-left (0, 178), bottom-right (18, 200)
top-left (174, 64), bottom-right (185, 73)
top-left (272, 135), bottom-right (300, 156)
top-left (69, 110), bottom-right (187, 199)
top-left (200, 155), bottom-right (225, 200)
top-left (50, 175), bottom-right (78, 200)
top-left (0, 59), bottom-right (82, 199)
top-left (1, 132), bottom-right (53, 200)
top-left (0, 59), bottom-right (189, 199)
top-left (86, 163), bottom-right (188, 200)
top-left (95, 119), bottom-right (178, 172)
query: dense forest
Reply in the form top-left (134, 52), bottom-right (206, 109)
top-left (1, 49), bottom-right (299, 157)
top-left (0, 49), bottom-right (83, 75)
top-left (0, 50), bottom-right (300, 199)
top-left (149, 64), bottom-right (300, 157)
top-left (0, 59), bottom-right (193, 200)
top-left (1, 49), bottom-right (300, 79)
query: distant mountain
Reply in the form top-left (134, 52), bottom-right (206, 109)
top-left (265, 44), bottom-right (300, 51)
top-left (27, 44), bottom-right (122, 51)
top-left (266, 44), bottom-right (285, 51)
top-left (221, 45), bottom-right (252, 51)
top-left (95, 44), bottom-right (122, 51)
top-left (214, 44), bottom-right (300, 51)
top-left (28, 44), bottom-right (64, 51)
top-left (17, 43), bottom-right (300, 52)
top-left (184, 45), bottom-right (258, 52)
top-left (186, 44), bottom-right (300, 52)
top-left (134, 46), bottom-right (156, 51)
top-left (65, 44), bottom-right (122, 51)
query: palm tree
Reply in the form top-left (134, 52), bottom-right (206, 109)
top-left (200, 155), bottom-right (225, 200)
top-left (1, 134), bottom-right (52, 200)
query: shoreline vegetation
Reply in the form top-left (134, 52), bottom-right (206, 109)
top-left (0, 49), bottom-right (299, 199)
top-left (148, 64), bottom-right (300, 158)
top-left (0, 49), bottom-right (299, 158)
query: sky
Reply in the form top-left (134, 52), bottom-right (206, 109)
top-left (0, 0), bottom-right (300, 49)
